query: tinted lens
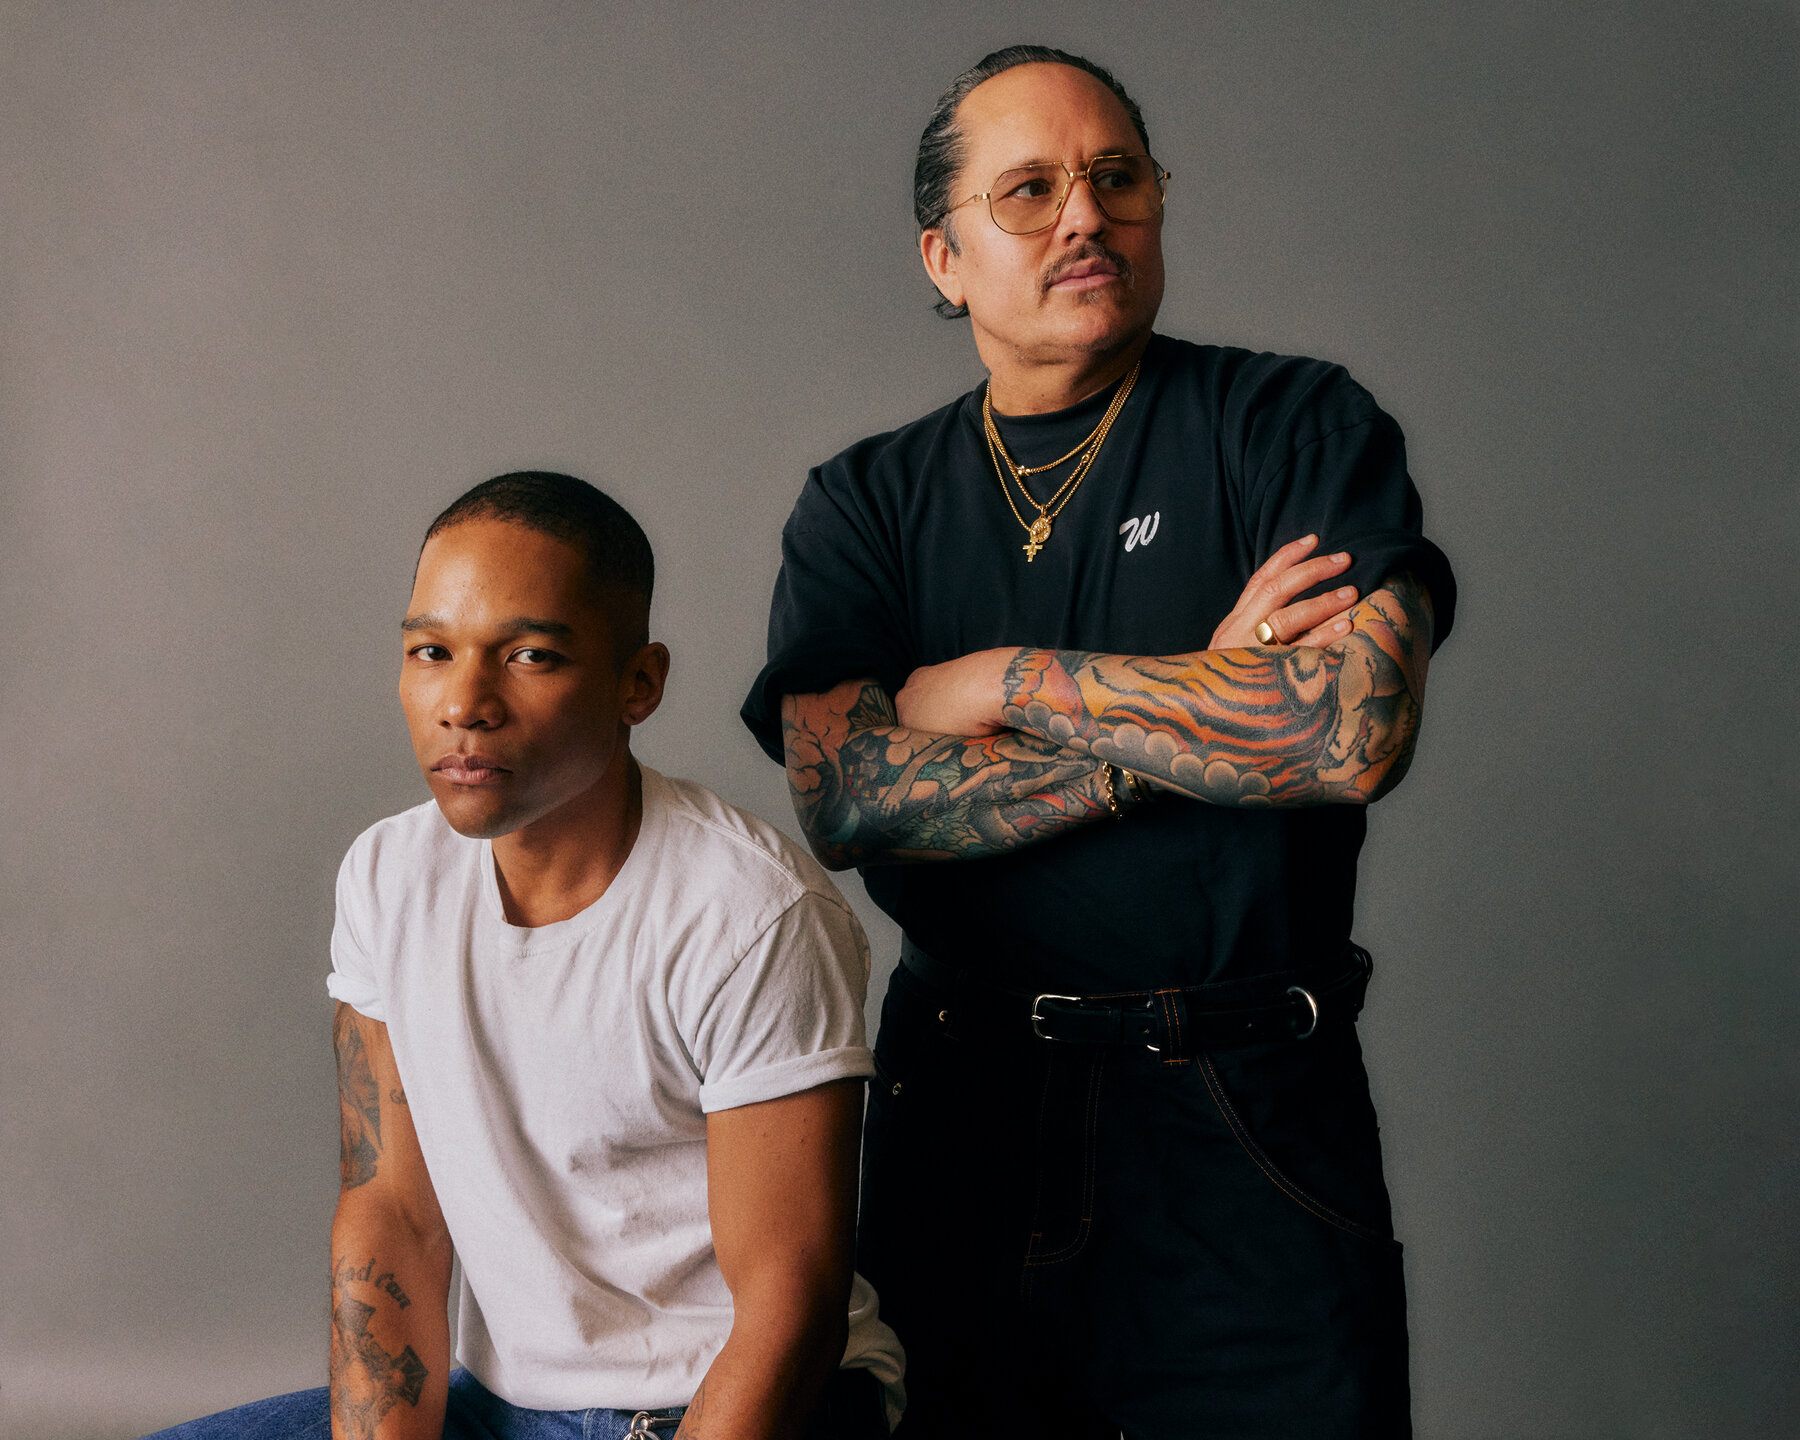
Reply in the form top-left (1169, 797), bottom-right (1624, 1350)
top-left (1088, 154), bottom-right (1164, 222)
top-left (987, 156), bottom-right (1166, 234)
top-left (989, 164), bottom-right (1068, 234)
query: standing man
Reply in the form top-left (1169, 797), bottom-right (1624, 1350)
top-left (152, 473), bottom-right (901, 1439)
top-left (741, 47), bottom-right (1455, 1440)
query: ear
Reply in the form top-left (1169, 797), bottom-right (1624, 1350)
top-left (619, 642), bottom-right (670, 727)
top-left (920, 227), bottom-right (966, 311)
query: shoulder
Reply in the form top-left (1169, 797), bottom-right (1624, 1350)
top-left (1152, 337), bottom-right (1401, 501)
top-left (1152, 334), bottom-right (1386, 437)
top-left (648, 771), bottom-right (854, 931)
top-left (335, 799), bottom-right (468, 912)
top-left (793, 392), bottom-right (974, 525)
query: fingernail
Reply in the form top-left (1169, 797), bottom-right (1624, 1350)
top-left (1337, 587), bottom-right (1355, 599)
top-left (1302, 534), bottom-right (1318, 545)
top-left (1332, 552), bottom-right (1349, 562)
top-left (1335, 620), bottom-right (1350, 632)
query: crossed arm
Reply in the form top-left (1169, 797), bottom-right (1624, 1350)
top-left (781, 541), bottom-right (1434, 870)
top-left (329, 1005), bottom-right (857, 1440)
top-left (781, 679), bottom-right (1114, 869)
top-left (996, 571), bottom-right (1434, 807)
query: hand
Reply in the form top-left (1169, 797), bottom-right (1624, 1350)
top-left (1210, 535), bottom-right (1359, 650)
top-left (895, 648), bottom-right (1019, 736)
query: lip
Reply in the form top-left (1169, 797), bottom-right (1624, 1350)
top-left (432, 753), bottom-right (512, 785)
top-left (1049, 257), bottom-right (1121, 290)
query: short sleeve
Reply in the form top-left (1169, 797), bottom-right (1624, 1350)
top-left (326, 838), bottom-right (387, 1022)
top-left (740, 457), bottom-right (916, 763)
top-left (690, 891), bottom-right (874, 1114)
top-left (1244, 369), bottom-right (1457, 650)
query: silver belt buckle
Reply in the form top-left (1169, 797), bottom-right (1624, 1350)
top-left (627, 1413), bottom-right (682, 1437)
top-left (1030, 993), bottom-right (1082, 1040)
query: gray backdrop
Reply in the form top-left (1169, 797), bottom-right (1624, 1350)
top-left (3, 2), bottom-right (1795, 1436)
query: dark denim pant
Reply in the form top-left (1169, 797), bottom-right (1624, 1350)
top-left (858, 960), bottom-right (1411, 1440)
top-left (144, 1364), bottom-right (887, 1439)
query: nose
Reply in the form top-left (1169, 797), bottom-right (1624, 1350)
top-left (439, 657), bottom-right (505, 730)
top-left (1055, 170), bottom-right (1110, 239)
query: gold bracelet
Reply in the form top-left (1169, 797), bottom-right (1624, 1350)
top-left (1119, 766), bottom-right (1151, 807)
top-left (1098, 762), bottom-right (1126, 819)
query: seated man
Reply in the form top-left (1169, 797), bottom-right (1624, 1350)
top-left (150, 472), bottom-right (903, 1440)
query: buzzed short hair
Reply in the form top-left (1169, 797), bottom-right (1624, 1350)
top-left (423, 472), bottom-right (654, 652)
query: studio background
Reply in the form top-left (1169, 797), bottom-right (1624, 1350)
top-left (3, 3), bottom-right (1794, 1436)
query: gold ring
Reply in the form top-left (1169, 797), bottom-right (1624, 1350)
top-left (1254, 619), bottom-right (1280, 645)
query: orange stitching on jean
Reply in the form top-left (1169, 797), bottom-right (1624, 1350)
top-left (1022, 1058), bottom-right (1060, 1265)
top-left (1030, 1057), bottom-right (1101, 1263)
top-left (1197, 1053), bottom-right (1384, 1242)
top-left (1023, 1058), bottom-right (1102, 1266)
top-left (1157, 988), bottom-right (1189, 1067)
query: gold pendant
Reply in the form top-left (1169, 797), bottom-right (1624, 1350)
top-left (1023, 514), bottom-right (1052, 561)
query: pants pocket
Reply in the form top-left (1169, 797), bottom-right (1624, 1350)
top-left (1195, 1029), bottom-right (1397, 1244)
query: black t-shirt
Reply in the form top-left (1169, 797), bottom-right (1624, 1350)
top-left (742, 334), bottom-right (1457, 993)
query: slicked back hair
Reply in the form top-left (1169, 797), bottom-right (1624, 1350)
top-left (422, 472), bottom-right (654, 657)
top-left (914, 46), bottom-right (1151, 319)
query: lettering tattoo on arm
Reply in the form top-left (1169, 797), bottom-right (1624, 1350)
top-left (334, 1006), bottom-right (383, 1189)
top-left (783, 680), bottom-right (1107, 867)
top-left (672, 1376), bottom-right (708, 1439)
top-left (330, 1255), bottom-right (428, 1440)
top-left (1001, 574), bottom-right (1435, 806)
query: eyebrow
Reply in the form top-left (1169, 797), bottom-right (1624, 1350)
top-left (400, 614), bottom-right (577, 640)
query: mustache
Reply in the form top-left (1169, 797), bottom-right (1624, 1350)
top-left (1041, 243), bottom-right (1134, 293)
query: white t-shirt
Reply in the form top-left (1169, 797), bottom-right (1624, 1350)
top-left (327, 766), bottom-right (903, 1416)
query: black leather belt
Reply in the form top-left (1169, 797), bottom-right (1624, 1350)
top-left (899, 938), bottom-right (1371, 1058)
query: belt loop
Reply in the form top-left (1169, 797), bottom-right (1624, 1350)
top-left (1156, 988), bottom-right (1192, 1066)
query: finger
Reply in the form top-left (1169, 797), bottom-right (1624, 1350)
top-left (1256, 553), bottom-right (1353, 612)
top-left (1274, 587), bottom-right (1359, 638)
top-left (1288, 617), bottom-right (1353, 649)
top-left (1242, 533), bottom-right (1320, 589)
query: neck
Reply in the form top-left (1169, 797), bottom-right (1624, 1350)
top-left (980, 328), bottom-right (1152, 416)
top-left (491, 748), bottom-right (642, 927)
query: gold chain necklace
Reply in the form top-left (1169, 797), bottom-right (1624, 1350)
top-left (983, 361), bottom-right (1140, 561)
top-left (1005, 410), bottom-right (1112, 477)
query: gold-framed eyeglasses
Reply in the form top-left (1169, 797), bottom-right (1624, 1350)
top-left (949, 153), bottom-right (1171, 235)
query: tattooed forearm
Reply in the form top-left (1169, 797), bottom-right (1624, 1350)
top-left (672, 1376), bottom-right (709, 1439)
top-left (335, 1005), bottom-right (383, 1189)
top-left (334, 1255), bottom-right (413, 1311)
top-left (783, 681), bottom-right (1108, 867)
top-left (1002, 574), bottom-right (1435, 806)
top-left (330, 1255), bottom-right (429, 1440)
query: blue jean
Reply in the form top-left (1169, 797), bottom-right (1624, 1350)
top-left (142, 1367), bottom-right (685, 1440)
top-left (145, 1363), bottom-right (888, 1438)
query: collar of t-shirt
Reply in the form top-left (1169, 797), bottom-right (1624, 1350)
top-left (475, 767), bottom-right (672, 952)
top-left (986, 370), bottom-right (1131, 474)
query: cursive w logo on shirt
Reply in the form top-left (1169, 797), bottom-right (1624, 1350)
top-left (1119, 512), bottom-right (1161, 552)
